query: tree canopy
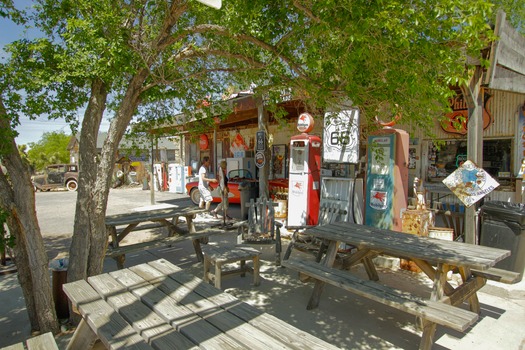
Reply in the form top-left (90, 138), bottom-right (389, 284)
top-left (2, 1), bottom-right (514, 137)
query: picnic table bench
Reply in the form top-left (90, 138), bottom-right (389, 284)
top-left (105, 206), bottom-right (220, 268)
top-left (0, 332), bottom-right (58, 350)
top-left (282, 221), bottom-right (518, 350)
top-left (63, 258), bottom-right (340, 350)
top-left (237, 198), bottom-right (283, 265)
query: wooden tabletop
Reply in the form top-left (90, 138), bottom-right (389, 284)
top-left (105, 207), bottom-right (206, 226)
top-left (63, 259), bottom-right (339, 350)
top-left (304, 222), bottom-right (510, 270)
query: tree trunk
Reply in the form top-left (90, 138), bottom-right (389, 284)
top-left (0, 98), bottom-right (60, 334)
top-left (68, 71), bottom-right (149, 295)
top-left (67, 79), bottom-right (108, 288)
top-left (88, 71), bottom-right (149, 277)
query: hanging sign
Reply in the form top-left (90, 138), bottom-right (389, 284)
top-left (323, 109), bottom-right (360, 163)
top-left (442, 160), bottom-right (499, 207)
top-left (256, 131), bottom-right (266, 151)
top-left (255, 151), bottom-right (265, 168)
top-left (199, 134), bottom-right (209, 150)
top-left (297, 112), bottom-right (315, 133)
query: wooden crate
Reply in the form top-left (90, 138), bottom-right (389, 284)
top-left (429, 227), bottom-right (454, 241)
top-left (401, 209), bottom-right (434, 236)
top-left (401, 209), bottom-right (434, 273)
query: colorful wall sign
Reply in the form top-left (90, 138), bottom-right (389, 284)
top-left (441, 89), bottom-right (493, 135)
top-left (199, 134), bottom-right (209, 150)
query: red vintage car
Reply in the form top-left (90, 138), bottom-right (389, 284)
top-left (185, 169), bottom-right (288, 205)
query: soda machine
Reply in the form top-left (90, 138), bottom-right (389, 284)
top-left (167, 164), bottom-right (190, 193)
top-left (365, 128), bottom-right (409, 231)
top-left (287, 133), bottom-right (322, 226)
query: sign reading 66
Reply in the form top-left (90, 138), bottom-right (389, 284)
top-left (323, 109), bottom-right (360, 163)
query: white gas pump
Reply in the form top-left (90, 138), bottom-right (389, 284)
top-left (287, 134), bottom-right (322, 226)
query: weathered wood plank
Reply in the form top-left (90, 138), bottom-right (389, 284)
top-left (105, 230), bottom-right (221, 258)
top-left (147, 259), bottom-right (340, 350)
top-left (471, 267), bottom-right (521, 284)
top-left (65, 319), bottom-right (98, 350)
top-left (88, 273), bottom-right (198, 350)
top-left (25, 332), bottom-right (58, 350)
top-left (63, 280), bottom-right (153, 350)
top-left (305, 222), bottom-right (510, 270)
top-left (282, 258), bottom-right (478, 332)
top-left (148, 271), bottom-right (286, 349)
top-left (105, 207), bottom-right (206, 226)
top-left (0, 343), bottom-right (24, 350)
top-left (201, 245), bottom-right (260, 264)
top-left (111, 265), bottom-right (246, 349)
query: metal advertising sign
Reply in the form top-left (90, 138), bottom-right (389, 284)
top-left (323, 109), bottom-right (360, 163)
top-left (255, 151), bottom-right (265, 168)
top-left (256, 131), bottom-right (266, 151)
top-left (442, 160), bottom-right (500, 207)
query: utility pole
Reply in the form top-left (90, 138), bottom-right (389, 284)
top-left (256, 96), bottom-right (270, 199)
top-left (462, 66), bottom-right (484, 244)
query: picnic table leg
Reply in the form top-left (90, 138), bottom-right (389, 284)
top-left (315, 241), bottom-right (327, 263)
top-left (362, 256), bottom-right (379, 281)
top-left (275, 226), bottom-right (281, 266)
top-left (107, 225), bottom-right (126, 269)
top-left (419, 321), bottom-right (437, 350)
top-left (240, 259), bottom-right (246, 277)
top-left (419, 262), bottom-right (447, 350)
top-left (203, 255), bottom-right (211, 284)
top-left (283, 230), bottom-right (299, 261)
top-left (185, 214), bottom-right (198, 234)
top-left (107, 225), bottom-right (118, 248)
top-left (114, 255), bottom-right (126, 270)
top-left (307, 240), bottom-right (338, 310)
top-left (341, 248), bottom-right (372, 269)
top-left (412, 258), bottom-right (455, 295)
top-left (458, 266), bottom-right (481, 313)
top-left (192, 239), bottom-right (204, 262)
top-left (66, 318), bottom-right (98, 350)
top-left (214, 261), bottom-right (222, 289)
top-left (253, 254), bottom-right (261, 286)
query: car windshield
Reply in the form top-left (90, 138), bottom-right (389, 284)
top-left (228, 169), bottom-right (253, 179)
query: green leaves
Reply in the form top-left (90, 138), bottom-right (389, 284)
top-left (26, 131), bottom-right (72, 171)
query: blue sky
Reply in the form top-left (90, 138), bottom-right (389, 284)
top-left (1, 1), bottom-right (109, 147)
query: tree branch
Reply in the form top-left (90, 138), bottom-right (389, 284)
top-left (292, 0), bottom-right (320, 23)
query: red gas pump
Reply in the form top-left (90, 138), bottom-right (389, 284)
top-left (287, 133), bottom-right (322, 226)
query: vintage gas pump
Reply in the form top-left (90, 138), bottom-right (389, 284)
top-left (365, 128), bottom-right (409, 231)
top-left (287, 113), bottom-right (322, 226)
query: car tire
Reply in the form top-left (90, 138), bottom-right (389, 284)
top-left (190, 188), bottom-right (201, 206)
top-left (66, 179), bottom-right (78, 192)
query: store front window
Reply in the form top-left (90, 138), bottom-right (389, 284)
top-left (427, 139), bottom-right (512, 180)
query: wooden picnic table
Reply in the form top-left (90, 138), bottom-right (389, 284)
top-left (63, 258), bottom-right (339, 350)
top-left (283, 221), bottom-right (514, 350)
top-left (105, 206), bottom-right (210, 268)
